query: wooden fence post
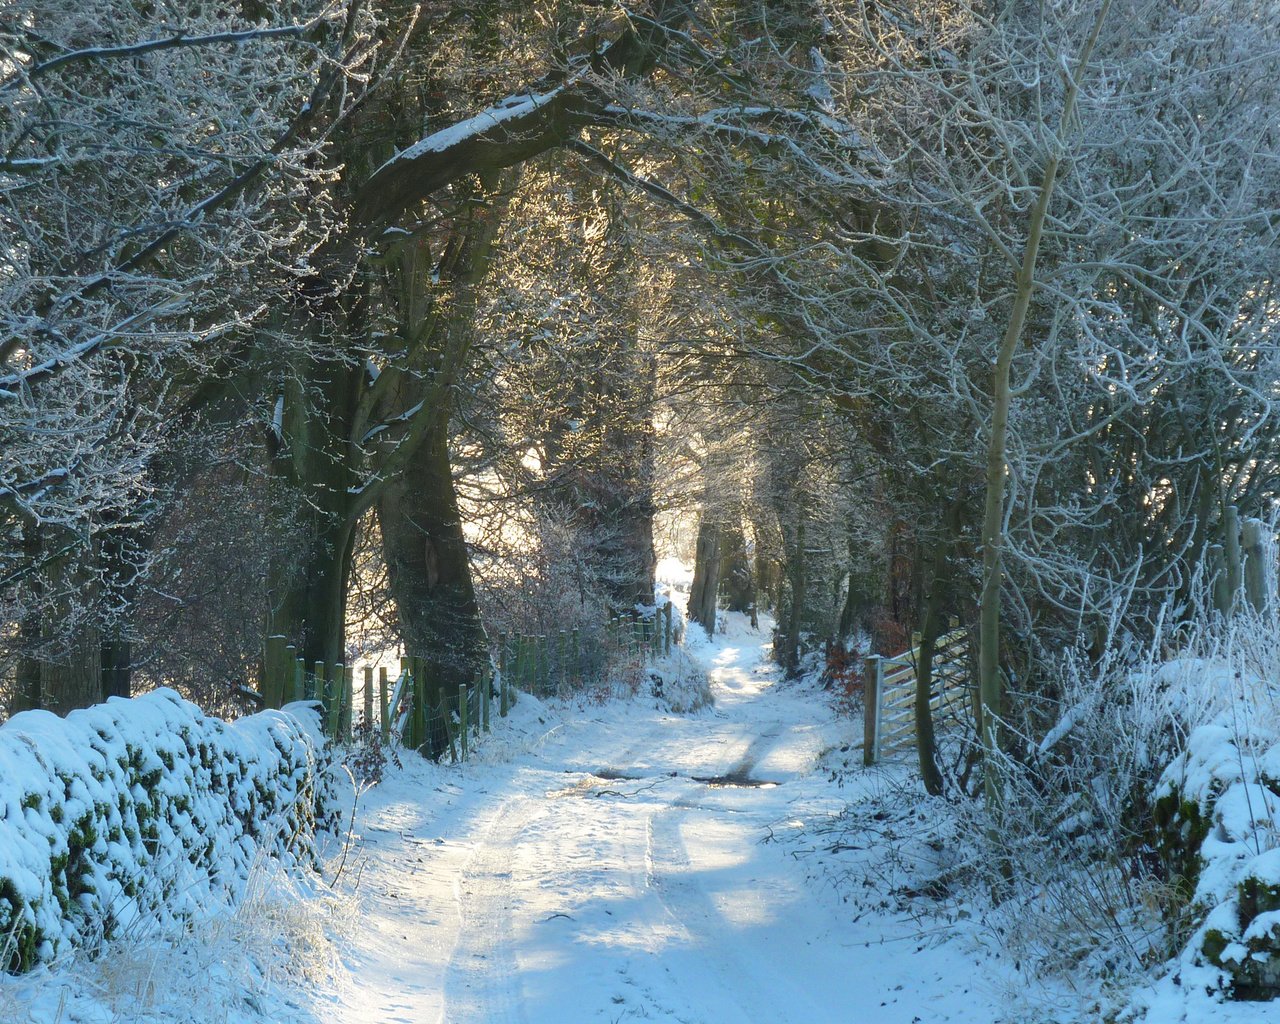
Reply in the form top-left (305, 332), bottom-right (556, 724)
top-left (1210, 543), bottom-right (1230, 616)
top-left (413, 656), bottom-right (427, 753)
top-left (558, 630), bottom-right (568, 691)
top-left (379, 666), bottom-right (390, 743)
top-left (1243, 518), bottom-right (1268, 614)
top-left (400, 656), bottom-right (413, 748)
top-left (363, 666), bottom-right (373, 731)
top-left (664, 602), bottom-right (673, 655)
top-left (863, 654), bottom-right (884, 767)
top-left (330, 663), bottom-right (344, 740)
top-left (342, 664), bottom-right (354, 741)
top-left (289, 648), bottom-right (303, 702)
top-left (441, 697), bottom-right (459, 763)
top-left (459, 684), bottom-right (469, 761)
top-left (1224, 505), bottom-right (1243, 607)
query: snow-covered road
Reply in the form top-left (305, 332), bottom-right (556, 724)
top-left (325, 616), bottom-right (1005, 1024)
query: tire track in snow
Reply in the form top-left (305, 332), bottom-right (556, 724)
top-left (442, 796), bottom-right (542, 1024)
top-left (724, 722), bottom-right (784, 779)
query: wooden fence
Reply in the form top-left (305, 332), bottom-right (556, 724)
top-left (863, 622), bottom-right (971, 766)
top-left (856, 509), bottom-right (1271, 768)
top-left (260, 602), bottom-right (676, 762)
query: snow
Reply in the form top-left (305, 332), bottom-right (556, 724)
top-left (313, 604), bottom-right (1016, 1024)
top-left (371, 88), bottom-right (565, 177)
top-left (1133, 685), bottom-right (1280, 1018)
top-left (654, 554), bottom-right (693, 589)
top-left (0, 690), bottom-right (335, 970)
top-left (9, 601), bottom-right (1280, 1021)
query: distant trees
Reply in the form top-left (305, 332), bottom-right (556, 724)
top-left (460, 159), bottom-right (665, 638)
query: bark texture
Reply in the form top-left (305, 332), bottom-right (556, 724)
top-left (688, 520), bottom-right (722, 633)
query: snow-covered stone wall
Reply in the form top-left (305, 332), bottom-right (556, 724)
top-left (0, 690), bottom-right (335, 971)
top-left (1155, 716), bottom-right (1280, 998)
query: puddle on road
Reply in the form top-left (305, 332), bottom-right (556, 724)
top-left (690, 773), bottom-right (780, 789)
top-left (591, 768), bottom-right (651, 782)
top-left (588, 768), bottom-right (782, 790)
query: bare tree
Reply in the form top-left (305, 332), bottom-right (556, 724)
top-left (0, 0), bottom-right (374, 710)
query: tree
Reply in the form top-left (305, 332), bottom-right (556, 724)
top-left (810, 0), bottom-right (1280, 793)
top-left (0, 0), bottom-right (372, 710)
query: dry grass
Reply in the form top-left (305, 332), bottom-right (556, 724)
top-left (0, 852), bottom-right (354, 1024)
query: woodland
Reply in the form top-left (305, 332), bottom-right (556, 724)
top-left (2, 0), bottom-right (1280, 1017)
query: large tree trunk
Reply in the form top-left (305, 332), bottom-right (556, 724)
top-left (688, 520), bottom-right (721, 633)
top-left (14, 642), bottom-right (41, 714)
top-left (41, 631), bottom-right (101, 713)
top-left (100, 639), bottom-right (131, 701)
top-left (270, 511), bottom-right (355, 669)
top-left (719, 523), bottom-right (754, 614)
top-left (13, 523), bottom-right (43, 713)
top-left (378, 419), bottom-right (485, 756)
top-left (268, 339), bottom-right (363, 668)
top-left (98, 524), bottom-right (142, 700)
top-left (40, 542), bottom-right (102, 714)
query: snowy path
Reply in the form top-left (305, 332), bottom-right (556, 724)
top-left (324, 618), bottom-right (1006, 1024)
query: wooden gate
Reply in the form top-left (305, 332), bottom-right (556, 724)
top-left (862, 624), bottom-right (971, 766)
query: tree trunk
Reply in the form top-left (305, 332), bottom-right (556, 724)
top-left (688, 520), bottom-right (721, 633)
top-left (13, 524), bottom-right (43, 713)
top-left (100, 639), bottom-right (131, 700)
top-left (269, 510), bottom-right (356, 669)
top-left (837, 537), bottom-right (861, 641)
top-left (98, 524), bottom-right (141, 700)
top-left (719, 522), bottom-right (754, 613)
top-left (978, 0), bottom-right (1109, 809)
top-left (914, 503), bottom-right (960, 797)
top-left (41, 631), bottom-right (101, 714)
top-left (37, 534), bottom-right (104, 714)
top-left (268, 340), bottom-right (362, 668)
top-left (378, 418), bottom-right (486, 757)
top-left (750, 519), bottom-right (774, 613)
top-left (780, 509), bottom-right (807, 677)
top-left (14, 643), bottom-right (41, 714)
